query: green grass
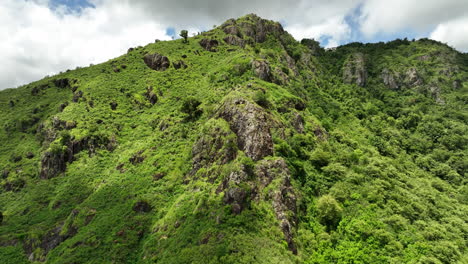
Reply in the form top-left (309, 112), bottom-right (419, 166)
top-left (0, 15), bottom-right (467, 263)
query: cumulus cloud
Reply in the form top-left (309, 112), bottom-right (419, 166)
top-left (0, 0), bottom-right (170, 89)
top-left (1, 0), bottom-right (467, 90)
top-left (430, 15), bottom-right (468, 52)
top-left (359, 0), bottom-right (468, 37)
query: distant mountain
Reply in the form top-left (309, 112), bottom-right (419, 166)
top-left (0, 14), bottom-right (467, 263)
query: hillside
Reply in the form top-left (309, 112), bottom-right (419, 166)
top-left (0, 14), bottom-right (467, 263)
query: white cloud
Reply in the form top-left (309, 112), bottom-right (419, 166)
top-left (359, 0), bottom-right (468, 37)
top-left (286, 16), bottom-right (351, 48)
top-left (1, 0), bottom-right (467, 90)
top-left (0, 0), bottom-right (170, 89)
top-left (430, 16), bottom-right (468, 52)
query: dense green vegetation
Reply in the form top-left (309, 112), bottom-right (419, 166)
top-left (0, 14), bottom-right (467, 263)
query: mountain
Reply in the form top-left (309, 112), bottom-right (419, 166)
top-left (0, 14), bottom-right (467, 263)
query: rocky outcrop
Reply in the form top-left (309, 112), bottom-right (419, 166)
top-left (404, 68), bottom-right (423, 87)
top-left (221, 14), bottom-right (286, 45)
top-left (217, 97), bottom-right (273, 161)
top-left (255, 159), bottom-right (297, 254)
top-left (40, 134), bottom-right (113, 179)
top-left (143, 53), bottom-right (170, 71)
top-left (381, 68), bottom-right (401, 90)
top-left (251, 60), bottom-right (272, 82)
top-left (291, 113), bottom-right (304, 134)
top-left (428, 84), bottom-right (445, 105)
top-left (199, 39), bottom-right (219, 52)
top-left (343, 53), bottom-right (367, 87)
top-left (40, 149), bottom-right (68, 179)
top-left (191, 120), bottom-right (238, 175)
top-left (223, 35), bottom-right (246, 47)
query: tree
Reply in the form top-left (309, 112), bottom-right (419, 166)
top-left (179, 30), bottom-right (188, 43)
top-left (317, 195), bottom-right (343, 230)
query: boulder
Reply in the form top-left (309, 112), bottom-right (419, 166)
top-left (199, 38), bottom-right (219, 52)
top-left (252, 60), bottom-right (272, 82)
top-left (217, 97), bottom-right (273, 161)
top-left (133, 201), bottom-right (152, 213)
top-left (343, 53), bottom-right (367, 87)
top-left (143, 53), bottom-right (170, 71)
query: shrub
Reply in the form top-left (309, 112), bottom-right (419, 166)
top-left (317, 195), bottom-right (343, 230)
top-left (181, 97), bottom-right (203, 121)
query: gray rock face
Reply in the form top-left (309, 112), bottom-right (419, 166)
top-left (191, 120), bottom-right (238, 175)
top-left (199, 38), bottom-right (219, 52)
top-left (381, 68), bottom-right (401, 89)
top-left (252, 60), bottom-right (272, 82)
top-left (143, 53), bottom-right (170, 71)
top-left (291, 113), bottom-right (304, 134)
top-left (255, 159), bottom-right (297, 254)
top-left (218, 97), bottom-right (273, 161)
top-left (222, 14), bottom-right (285, 45)
top-left (428, 84), bottom-right (445, 105)
top-left (223, 35), bottom-right (246, 47)
top-left (453, 79), bottom-right (462, 89)
top-left (40, 150), bottom-right (68, 179)
top-left (343, 53), bottom-right (367, 87)
top-left (404, 68), bottom-right (423, 87)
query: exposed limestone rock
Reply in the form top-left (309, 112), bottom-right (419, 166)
top-left (453, 79), bottom-right (462, 89)
top-left (273, 68), bottom-right (289, 85)
top-left (343, 53), bottom-right (367, 87)
top-left (224, 187), bottom-right (248, 215)
top-left (143, 53), bottom-right (170, 71)
top-left (40, 135), bottom-right (112, 179)
top-left (404, 68), bottom-right (423, 87)
top-left (381, 68), bottom-right (401, 90)
top-left (199, 39), bottom-right (219, 52)
top-left (191, 120), bottom-right (238, 175)
top-left (221, 14), bottom-right (286, 45)
top-left (223, 26), bottom-right (242, 37)
top-left (291, 113), bottom-right (304, 134)
top-left (255, 159), bottom-right (297, 254)
top-left (428, 84), bottom-right (445, 105)
top-left (40, 150), bottom-right (68, 179)
top-left (217, 97), bottom-right (273, 161)
top-left (223, 35), bottom-right (246, 47)
top-left (252, 60), bottom-right (272, 82)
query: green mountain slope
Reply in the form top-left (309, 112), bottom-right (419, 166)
top-left (0, 14), bottom-right (467, 263)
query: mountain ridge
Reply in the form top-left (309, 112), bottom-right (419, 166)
top-left (0, 14), bottom-right (467, 263)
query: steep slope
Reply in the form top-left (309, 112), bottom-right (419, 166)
top-left (0, 14), bottom-right (467, 263)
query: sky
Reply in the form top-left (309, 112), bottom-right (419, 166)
top-left (1, 0), bottom-right (467, 90)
